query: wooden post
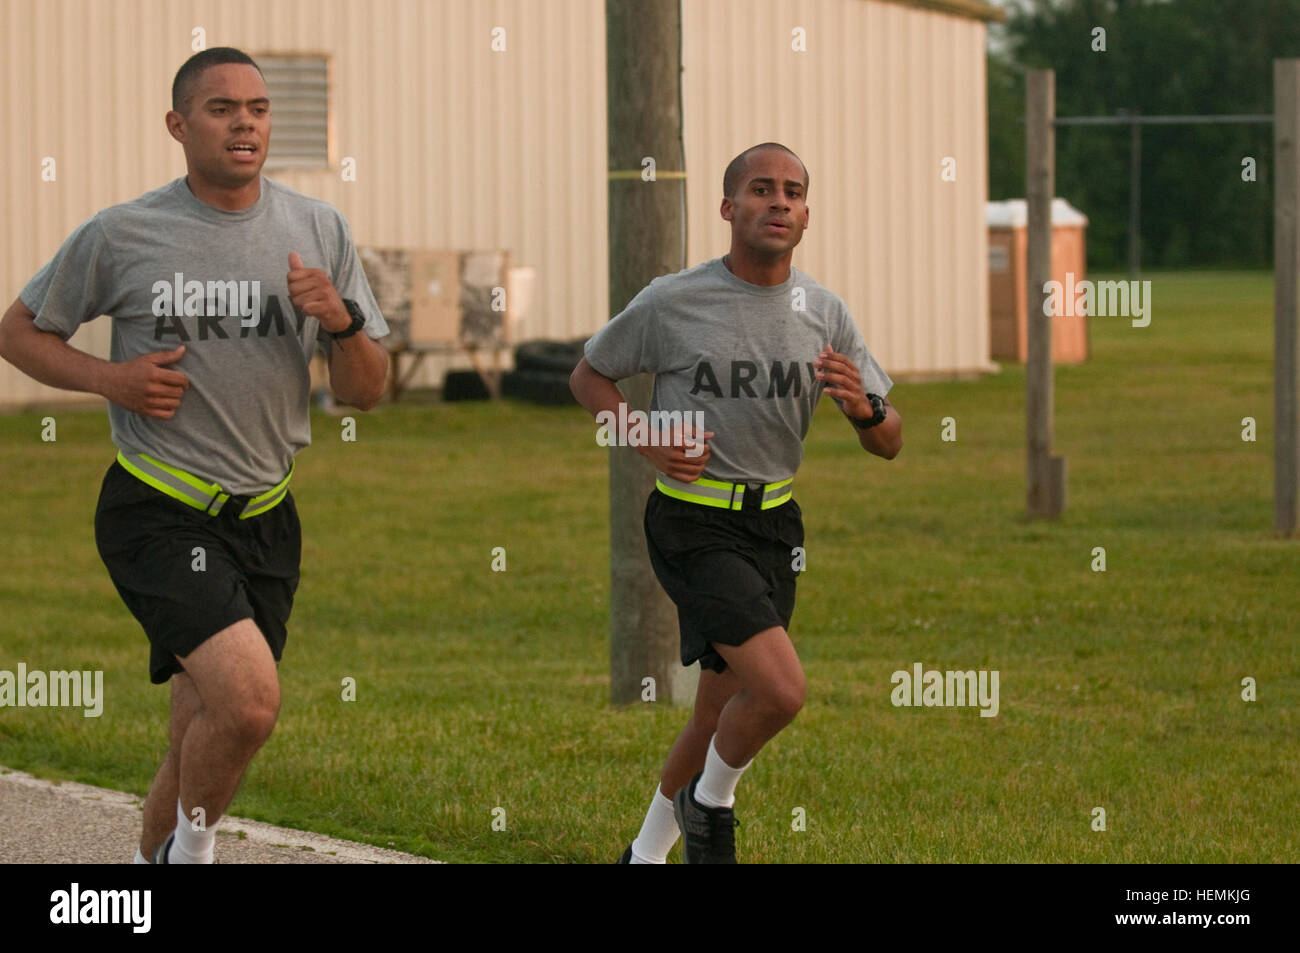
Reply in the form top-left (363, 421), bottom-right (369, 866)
top-left (1275, 60), bottom-right (1300, 535)
top-left (1128, 110), bottom-right (1142, 281)
top-left (1026, 69), bottom-right (1065, 519)
top-left (605, 0), bottom-right (696, 704)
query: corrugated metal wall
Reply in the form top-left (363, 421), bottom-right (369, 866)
top-left (682, 0), bottom-right (991, 380)
top-left (0, 0), bottom-right (990, 408)
top-left (0, 0), bottom-right (609, 405)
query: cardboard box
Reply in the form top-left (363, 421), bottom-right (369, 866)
top-left (408, 250), bottom-right (462, 346)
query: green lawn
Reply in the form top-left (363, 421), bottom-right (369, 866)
top-left (1, 269), bottom-right (1296, 862)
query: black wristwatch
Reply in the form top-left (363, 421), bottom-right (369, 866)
top-left (851, 393), bottom-right (887, 431)
top-left (330, 299), bottom-right (366, 340)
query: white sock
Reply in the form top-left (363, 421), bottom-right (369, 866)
top-left (169, 798), bottom-right (216, 864)
top-left (694, 736), bottom-right (750, 809)
top-left (133, 848), bottom-right (149, 865)
top-left (630, 788), bottom-right (679, 864)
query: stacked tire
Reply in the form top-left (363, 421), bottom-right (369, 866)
top-left (442, 369), bottom-right (493, 401)
top-left (502, 339), bottom-right (587, 406)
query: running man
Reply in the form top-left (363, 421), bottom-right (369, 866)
top-left (0, 47), bottom-right (389, 863)
top-left (570, 142), bottom-right (902, 863)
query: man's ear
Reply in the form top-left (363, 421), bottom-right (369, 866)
top-left (165, 110), bottom-right (186, 145)
top-left (720, 196), bottom-right (734, 223)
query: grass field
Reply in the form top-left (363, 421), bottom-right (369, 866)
top-left (1, 270), bottom-right (1297, 863)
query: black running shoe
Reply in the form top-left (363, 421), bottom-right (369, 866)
top-left (673, 773), bottom-right (738, 864)
top-left (616, 844), bottom-right (632, 864)
top-left (151, 832), bottom-right (175, 865)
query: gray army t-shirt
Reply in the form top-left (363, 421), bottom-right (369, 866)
top-left (585, 258), bottom-right (892, 485)
top-left (21, 176), bottom-right (388, 495)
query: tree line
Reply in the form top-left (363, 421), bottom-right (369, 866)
top-left (989, 0), bottom-right (1300, 268)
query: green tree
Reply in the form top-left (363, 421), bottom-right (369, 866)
top-left (989, 0), bottom-right (1300, 268)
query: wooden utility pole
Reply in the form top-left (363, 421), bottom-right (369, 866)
top-left (1026, 69), bottom-right (1066, 519)
top-left (1275, 59), bottom-right (1300, 535)
top-left (605, 0), bottom-right (695, 704)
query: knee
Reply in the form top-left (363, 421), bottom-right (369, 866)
top-left (762, 675), bottom-right (806, 724)
top-left (224, 692), bottom-right (280, 750)
top-left (236, 704), bottom-right (279, 750)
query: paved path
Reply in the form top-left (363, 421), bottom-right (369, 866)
top-left (0, 765), bottom-right (438, 864)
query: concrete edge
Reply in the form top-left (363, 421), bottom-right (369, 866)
top-left (0, 765), bottom-right (441, 864)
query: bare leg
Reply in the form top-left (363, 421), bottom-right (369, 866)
top-left (139, 672), bottom-right (201, 856)
top-left (139, 618), bottom-right (280, 855)
top-left (659, 666), bottom-right (741, 799)
top-left (710, 626), bottom-right (805, 767)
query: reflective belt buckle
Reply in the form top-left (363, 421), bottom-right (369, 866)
top-left (205, 492), bottom-right (228, 517)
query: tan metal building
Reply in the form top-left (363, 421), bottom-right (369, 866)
top-left (0, 0), bottom-right (1000, 408)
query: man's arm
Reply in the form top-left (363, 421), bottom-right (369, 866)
top-left (569, 355), bottom-right (630, 422)
top-left (569, 356), bottom-right (712, 482)
top-left (855, 395), bottom-right (902, 459)
top-left (325, 332), bottom-right (389, 411)
top-left (0, 297), bottom-right (190, 418)
top-left (813, 345), bottom-right (902, 460)
top-left (286, 252), bottom-right (388, 411)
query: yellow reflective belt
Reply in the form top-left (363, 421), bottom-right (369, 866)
top-left (761, 477), bottom-right (794, 509)
top-left (656, 474), bottom-right (793, 511)
top-left (116, 452), bottom-right (293, 519)
top-left (241, 465), bottom-right (294, 518)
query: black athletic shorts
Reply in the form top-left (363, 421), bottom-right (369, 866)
top-left (644, 486), bottom-right (804, 674)
top-left (94, 461), bottom-right (301, 685)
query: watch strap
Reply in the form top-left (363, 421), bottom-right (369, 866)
top-left (331, 299), bottom-right (366, 340)
top-left (851, 393), bottom-right (886, 431)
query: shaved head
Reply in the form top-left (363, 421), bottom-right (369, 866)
top-left (723, 143), bottom-right (808, 199)
top-left (172, 47), bottom-right (263, 115)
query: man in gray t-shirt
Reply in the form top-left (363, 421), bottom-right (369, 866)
top-left (0, 48), bottom-right (389, 865)
top-left (584, 257), bottom-right (893, 484)
top-left (571, 142), bottom-right (903, 864)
